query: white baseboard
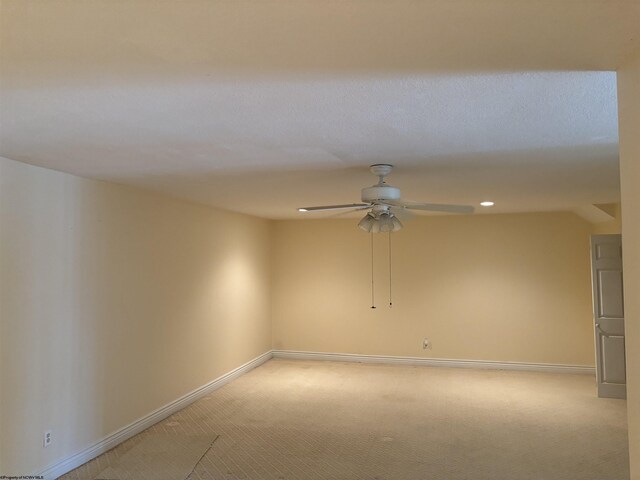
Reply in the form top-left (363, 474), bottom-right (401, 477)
top-left (272, 350), bottom-right (596, 375)
top-left (39, 350), bottom-right (273, 480)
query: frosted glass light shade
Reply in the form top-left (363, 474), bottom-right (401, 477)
top-left (358, 213), bottom-right (376, 232)
top-left (358, 212), bottom-right (403, 233)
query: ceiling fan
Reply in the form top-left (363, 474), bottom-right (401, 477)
top-left (298, 164), bottom-right (475, 232)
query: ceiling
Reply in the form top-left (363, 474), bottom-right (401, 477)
top-left (1, 0), bottom-right (638, 219)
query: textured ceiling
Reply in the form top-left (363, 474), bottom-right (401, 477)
top-left (0, 0), bottom-right (635, 219)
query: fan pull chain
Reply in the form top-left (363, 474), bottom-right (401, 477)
top-left (388, 231), bottom-right (393, 308)
top-left (371, 231), bottom-right (376, 309)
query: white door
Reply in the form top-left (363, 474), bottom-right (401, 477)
top-left (590, 234), bottom-right (626, 399)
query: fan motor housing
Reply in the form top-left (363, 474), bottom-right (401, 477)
top-left (361, 185), bottom-right (401, 203)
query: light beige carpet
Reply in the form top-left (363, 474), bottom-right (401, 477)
top-left (61, 359), bottom-right (629, 480)
top-left (94, 434), bottom-right (217, 480)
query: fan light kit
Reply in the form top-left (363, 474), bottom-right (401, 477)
top-left (298, 164), bottom-right (475, 308)
top-left (358, 211), bottom-right (402, 233)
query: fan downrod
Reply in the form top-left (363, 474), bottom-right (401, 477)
top-left (369, 164), bottom-right (393, 182)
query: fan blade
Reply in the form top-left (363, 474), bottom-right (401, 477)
top-left (298, 203), bottom-right (370, 212)
top-left (328, 205), bottom-right (372, 218)
top-left (384, 199), bottom-right (474, 214)
top-left (405, 203), bottom-right (475, 214)
top-left (389, 206), bottom-right (416, 221)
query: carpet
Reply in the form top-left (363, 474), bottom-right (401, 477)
top-left (61, 359), bottom-right (630, 480)
top-left (94, 434), bottom-right (216, 480)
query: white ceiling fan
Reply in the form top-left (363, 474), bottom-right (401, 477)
top-left (298, 164), bottom-right (475, 232)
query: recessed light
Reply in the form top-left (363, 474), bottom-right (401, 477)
top-left (298, 208), bottom-right (308, 212)
top-left (480, 201), bottom-right (495, 207)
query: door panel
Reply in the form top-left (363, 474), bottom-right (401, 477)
top-left (597, 270), bottom-right (624, 318)
top-left (595, 243), bottom-right (621, 260)
top-left (601, 335), bottom-right (626, 384)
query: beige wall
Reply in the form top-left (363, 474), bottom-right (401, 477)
top-left (0, 157), bottom-right (272, 475)
top-left (591, 203), bottom-right (622, 234)
top-left (618, 48), bottom-right (640, 479)
top-left (272, 212), bottom-right (595, 366)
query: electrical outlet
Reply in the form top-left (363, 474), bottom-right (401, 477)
top-left (43, 430), bottom-right (52, 448)
top-left (422, 338), bottom-right (432, 350)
